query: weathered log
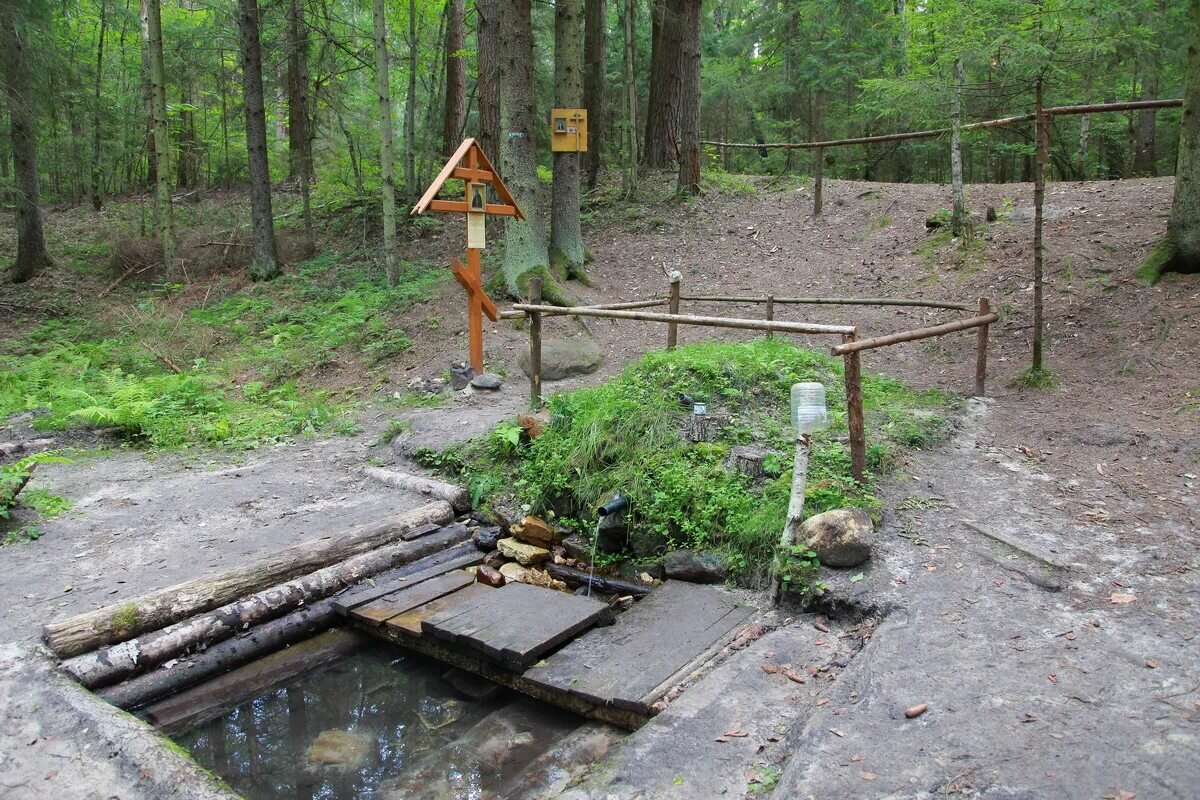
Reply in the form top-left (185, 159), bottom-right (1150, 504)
top-left (829, 313), bottom-right (999, 355)
top-left (99, 599), bottom-right (339, 711)
top-left (543, 563), bottom-right (652, 598)
top-left (43, 500), bottom-right (455, 658)
top-left (363, 466), bottom-right (470, 512)
top-left (60, 525), bottom-right (473, 689)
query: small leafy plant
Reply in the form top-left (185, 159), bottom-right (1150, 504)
top-left (776, 545), bottom-right (824, 596)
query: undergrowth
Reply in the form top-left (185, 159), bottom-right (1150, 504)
top-left (0, 252), bottom-right (445, 449)
top-left (422, 339), bottom-right (953, 581)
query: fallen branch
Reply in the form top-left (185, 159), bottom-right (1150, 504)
top-left (42, 500), bottom-right (455, 658)
top-left (961, 520), bottom-right (1070, 572)
top-left (363, 466), bottom-right (470, 512)
top-left (98, 264), bottom-right (155, 299)
top-left (60, 526), bottom-right (473, 689)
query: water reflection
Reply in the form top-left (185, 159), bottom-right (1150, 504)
top-left (172, 643), bottom-right (581, 800)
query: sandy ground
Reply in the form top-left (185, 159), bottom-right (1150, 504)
top-left (1, 174), bottom-right (1197, 798)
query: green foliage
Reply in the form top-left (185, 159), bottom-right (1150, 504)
top-left (700, 168), bottom-right (758, 197)
top-left (1, 253), bottom-right (445, 450)
top-left (433, 340), bottom-right (952, 579)
top-left (1014, 366), bottom-right (1059, 390)
top-left (1, 454), bottom-right (71, 546)
top-left (776, 545), bottom-right (824, 596)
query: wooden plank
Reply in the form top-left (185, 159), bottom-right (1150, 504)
top-left (422, 582), bottom-right (608, 670)
top-left (348, 570), bottom-right (476, 627)
top-left (524, 581), bottom-right (754, 714)
top-left (386, 582), bottom-right (494, 637)
top-left (333, 542), bottom-right (482, 613)
top-left (398, 522), bottom-right (446, 542)
top-left (351, 619), bottom-right (648, 729)
top-left (412, 138), bottom-right (475, 214)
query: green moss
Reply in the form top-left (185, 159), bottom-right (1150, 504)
top-left (110, 603), bottom-right (140, 635)
top-left (431, 339), bottom-right (953, 580)
top-left (1135, 238), bottom-right (1174, 285)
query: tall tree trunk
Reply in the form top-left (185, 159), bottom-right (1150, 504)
top-left (287, 0), bottom-right (314, 243)
top-left (551, 0), bottom-right (586, 279)
top-left (1167, 0), bottom-right (1200, 273)
top-left (675, 0), bottom-right (700, 194)
top-left (373, 0), bottom-right (400, 285)
top-left (622, 0), bottom-right (637, 195)
top-left (91, 0), bottom-right (107, 212)
top-left (404, 0), bottom-right (417, 197)
top-left (950, 57), bottom-right (969, 236)
top-left (139, 13), bottom-right (156, 188)
top-left (1134, 28), bottom-right (1161, 176)
top-left (237, 0), bottom-right (281, 281)
top-left (2, 7), bottom-right (52, 282)
top-left (812, 89), bottom-right (825, 216)
top-left (143, 0), bottom-right (176, 276)
top-left (643, 0), bottom-right (682, 167)
top-left (499, 0), bottom-right (559, 302)
top-left (892, 0), bottom-right (911, 182)
top-left (442, 0), bottom-right (466, 155)
top-left (476, 0), bottom-right (501, 166)
top-left (582, 0), bottom-right (606, 189)
top-left (1076, 71), bottom-right (1092, 179)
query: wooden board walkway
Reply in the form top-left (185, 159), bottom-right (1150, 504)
top-left (422, 582), bottom-right (609, 670)
top-left (335, 553), bottom-right (759, 729)
top-left (524, 580), bottom-right (754, 715)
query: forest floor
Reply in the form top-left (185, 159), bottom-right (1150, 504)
top-left (0, 171), bottom-right (1197, 798)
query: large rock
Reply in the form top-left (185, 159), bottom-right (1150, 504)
top-left (476, 564), bottom-right (506, 588)
top-left (518, 337), bottom-right (603, 381)
top-left (802, 508), bottom-right (873, 568)
top-left (510, 515), bottom-right (556, 548)
top-left (662, 549), bottom-right (727, 584)
top-left (473, 525), bottom-right (503, 551)
top-left (497, 537), bottom-right (550, 566)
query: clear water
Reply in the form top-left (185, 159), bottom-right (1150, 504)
top-left (171, 643), bottom-right (583, 800)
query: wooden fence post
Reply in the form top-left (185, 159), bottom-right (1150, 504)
top-left (813, 146), bottom-right (824, 216)
top-left (667, 271), bottom-right (681, 350)
top-left (765, 294), bottom-right (775, 338)
top-left (975, 297), bottom-right (990, 397)
top-left (529, 278), bottom-right (542, 408)
top-left (842, 331), bottom-right (866, 483)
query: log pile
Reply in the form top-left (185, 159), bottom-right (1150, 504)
top-left (47, 500), bottom-right (487, 711)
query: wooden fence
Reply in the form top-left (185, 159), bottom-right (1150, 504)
top-left (509, 274), bottom-right (997, 483)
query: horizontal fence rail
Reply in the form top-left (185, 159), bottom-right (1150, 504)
top-left (830, 313), bottom-right (999, 355)
top-left (498, 298), bottom-right (667, 320)
top-left (510, 304), bottom-right (858, 336)
top-left (679, 295), bottom-right (975, 312)
top-left (702, 98), bottom-right (1183, 151)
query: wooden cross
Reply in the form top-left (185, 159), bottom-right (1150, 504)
top-left (412, 139), bottom-right (524, 375)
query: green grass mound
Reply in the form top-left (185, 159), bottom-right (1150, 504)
top-left (425, 339), bottom-right (955, 579)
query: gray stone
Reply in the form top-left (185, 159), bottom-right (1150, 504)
top-left (518, 337), bottom-right (603, 381)
top-left (470, 373), bottom-right (503, 390)
top-left (561, 535), bottom-right (592, 563)
top-left (473, 525), bottom-right (502, 551)
top-left (450, 363), bottom-right (474, 390)
top-left (662, 549), bottom-right (727, 584)
top-left (801, 508), bottom-right (873, 568)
